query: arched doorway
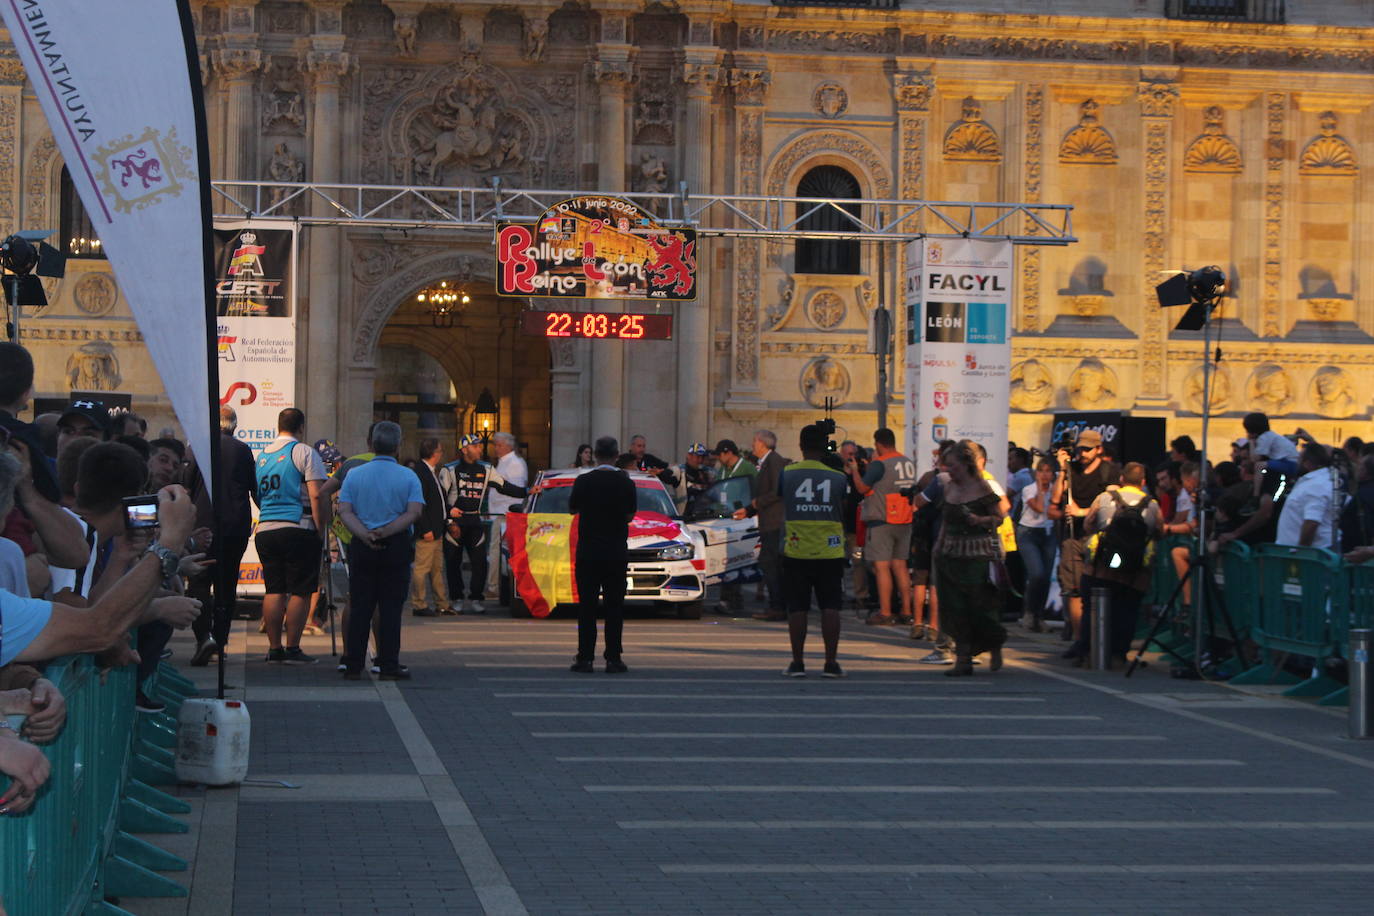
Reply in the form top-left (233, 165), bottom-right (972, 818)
top-left (375, 281), bottom-right (552, 469)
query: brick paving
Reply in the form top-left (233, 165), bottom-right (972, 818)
top-left (136, 605), bottom-right (1374, 914)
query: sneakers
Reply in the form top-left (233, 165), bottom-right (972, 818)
top-left (282, 647), bottom-right (317, 665)
top-left (135, 690), bottom-right (166, 713)
top-left (439, 604), bottom-right (460, 616)
top-left (570, 660), bottom-right (594, 673)
top-left (265, 647), bottom-right (286, 663)
top-left (466, 599), bottom-right (487, 615)
top-left (411, 607), bottom-right (438, 617)
top-left (782, 660), bottom-right (806, 678)
top-left (377, 668), bottom-right (412, 681)
top-left (605, 659), bottom-right (628, 674)
top-left (822, 661), bottom-right (846, 679)
top-left (190, 637), bottom-right (218, 667)
top-left (918, 649), bottom-right (955, 665)
top-left (865, 612), bottom-right (897, 626)
top-left (369, 663), bottom-right (410, 676)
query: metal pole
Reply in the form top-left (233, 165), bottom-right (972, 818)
top-left (1351, 629), bottom-right (1372, 739)
top-left (1090, 586), bottom-right (1111, 670)
top-left (1193, 301), bottom-right (1215, 669)
top-left (876, 231), bottom-right (888, 431)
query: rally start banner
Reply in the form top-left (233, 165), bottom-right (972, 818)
top-left (214, 222), bottom-right (296, 591)
top-left (903, 239), bottom-right (1014, 478)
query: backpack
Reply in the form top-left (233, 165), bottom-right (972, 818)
top-left (1095, 491), bottom-right (1152, 575)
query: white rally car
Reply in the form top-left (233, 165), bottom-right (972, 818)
top-left (501, 468), bottom-right (759, 618)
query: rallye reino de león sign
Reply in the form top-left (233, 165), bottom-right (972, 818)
top-left (496, 196), bottom-right (697, 300)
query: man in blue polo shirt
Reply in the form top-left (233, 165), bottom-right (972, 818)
top-left (337, 421), bottom-right (423, 680)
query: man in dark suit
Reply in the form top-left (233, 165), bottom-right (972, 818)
top-left (410, 437), bottom-right (452, 617)
top-left (569, 436), bottom-right (638, 673)
top-left (734, 429), bottom-right (790, 621)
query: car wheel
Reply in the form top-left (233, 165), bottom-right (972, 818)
top-left (676, 600), bottom-right (704, 620)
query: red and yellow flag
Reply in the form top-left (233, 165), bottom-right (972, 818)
top-left (504, 513), bottom-right (580, 617)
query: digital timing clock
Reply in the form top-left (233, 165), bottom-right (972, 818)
top-left (520, 310), bottom-right (674, 341)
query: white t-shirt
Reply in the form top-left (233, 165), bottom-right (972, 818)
top-left (487, 451), bottom-right (528, 516)
top-left (1253, 430), bottom-right (1300, 463)
top-left (0, 538), bottom-right (28, 595)
top-left (47, 509), bottom-right (99, 601)
top-left (1018, 482), bottom-right (1053, 529)
top-left (1276, 468), bottom-right (1339, 548)
top-left (1175, 488), bottom-right (1196, 522)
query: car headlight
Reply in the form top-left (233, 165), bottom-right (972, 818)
top-left (657, 544), bottom-right (694, 561)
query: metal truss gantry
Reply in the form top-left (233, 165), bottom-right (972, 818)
top-left (211, 180), bottom-right (1075, 246)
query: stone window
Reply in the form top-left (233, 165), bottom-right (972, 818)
top-left (60, 166), bottom-right (105, 259)
top-left (794, 165), bottom-right (861, 275)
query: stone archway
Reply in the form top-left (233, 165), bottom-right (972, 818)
top-left (353, 246), bottom-right (556, 468)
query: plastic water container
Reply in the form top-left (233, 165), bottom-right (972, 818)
top-left (175, 698), bottom-right (251, 785)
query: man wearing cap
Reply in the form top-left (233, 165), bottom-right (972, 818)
top-left (438, 433), bottom-right (528, 614)
top-left (1049, 428), bottom-right (1115, 650)
top-left (56, 399), bottom-right (112, 457)
top-left (713, 439), bottom-right (757, 483)
top-left (671, 443), bottom-right (714, 514)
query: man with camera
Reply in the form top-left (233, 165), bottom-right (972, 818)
top-left (1049, 429), bottom-right (1114, 649)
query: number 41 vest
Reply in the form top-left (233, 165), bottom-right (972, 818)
top-left (779, 459), bottom-right (846, 560)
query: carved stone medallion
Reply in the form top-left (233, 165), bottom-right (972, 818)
top-left (1009, 359), bottom-right (1055, 413)
top-left (1246, 363), bottom-right (1295, 414)
top-left (1183, 365), bottom-right (1231, 414)
top-left (812, 82), bottom-right (848, 119)
top-left (1310, 366), bottom-right (1357, 418)
top-left (801, 357), bottom-right (850, 408)
top-left (73, 272), bottom-right (118, 316)
top-left (1067, 358), bottom-right (1117, 410)
top-left (66, 340), bottom-right (121, 391)
top-left (808, 289), bottom-right (846, 329)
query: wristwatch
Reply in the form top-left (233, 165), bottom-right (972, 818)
top-left (148, 542), bottom-right (181, 580)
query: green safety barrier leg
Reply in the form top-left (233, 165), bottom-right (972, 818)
top-left (1317, 686), bottom-right (1349, 707)
top-left (1282, 674), bottom-right (1345, 698)
top-left (138, 714), bottom-right (177, 750)
top-left (102, 854), bottom-right (188, 899)
top-left (125, 778), bottom-right (192, 815)
top-left (155, 665), bottom-right (199, 696)
top-left (132, 751), bottom-right (178, 786)
top-left (1230, 663), bottom-right (1301, 686)
top-left (87, 901), bottom-right (137, 916)
top-left (114, 831), bottom-right (188, 872)
top-left (119, 797), bottom-right (189, 835)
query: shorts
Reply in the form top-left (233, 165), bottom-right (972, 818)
top-left (864, 523), bottom-right (911, 563)
top-left (255, 527), bottom-right (323, 597)
top-left (1056, 536), bottom-right (1091, 599)
top-left (781, 556), bottom-right (844, 613)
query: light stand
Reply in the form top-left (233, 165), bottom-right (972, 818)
top-left (1128, 267), bottom-right (1248, 679)
top-left (0, 230), bottom-right (66, 341)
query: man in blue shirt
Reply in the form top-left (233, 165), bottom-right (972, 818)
top-left (337, 421), bottom-right (423, 680)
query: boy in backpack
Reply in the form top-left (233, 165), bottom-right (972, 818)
top-left (1066, 462), bottom-right (1161, 667)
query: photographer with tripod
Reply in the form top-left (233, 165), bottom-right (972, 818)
top-left (1049, 429), bottom-right (1114, 656)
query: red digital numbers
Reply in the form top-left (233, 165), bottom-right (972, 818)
top-left (523, 311), bottom-right (672, 340)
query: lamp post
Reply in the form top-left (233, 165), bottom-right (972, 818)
top-left (473, 387), bottom-right (498, 460)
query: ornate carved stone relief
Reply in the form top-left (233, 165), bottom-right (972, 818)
top-left (801, 357), bottom-right (851, 408)
top-left (1021, 84), bottom-right (1044, 332)
top-left (0, 90), bottom-right (16, 226)
top-left (0, 50), bottom-right (26, 85)
top-left (261, 61), bottom-right (306, 134)
top-left (1183, 365), bottom-right (1231, 414)
top-left (1184, 105), bottom-right (1241, 174)
top-left (1058, 100), bottom-right (1117, 164)
top-left (1246, 363), bottom-right (1295, 414)
top-left (266, 142), bottom-right (305, 207)
top-left (633, 153), bottom-right (668, 193)
top-left (1067, 358), bottom-right (1118, 410)
top-left (633, 69), bottom-right (675, 145)
top-left (807, 289), bottom-right (846, 330)
top-left (73, 272), bottom-right (118, 316)
top-left (1299, 111), bottom-right (1357, 176)
top-left (351, 244), bottom-right (404, 287)
top-left (1306, 298), bottom-right (1347, 322)
top-left (66, 341), bottom-right (121, 391)
top-left (353, 252), bottom-right (491, 364)
top-left (943, 98), bottom-right (1001, 162)
top-left (25, 134), bottom-right (59, 230)
top-left (769, 30), bottom-right (893, 54)
top-left (765, 130), bottom-right (892, 198)
top-left (894, 71), bottom-right (933, 112)
top-left (812, 82), bottom-right (848, 119)
top-left (1137, 78), bottom-right (1181, 117)
top-left (1009, 359), bottom-right (1054, 412)
top-left (766, 276), bottom-right (795, 330)
top-left (523, 16), bottom-right (548, 63)
top-left (1138, 76), bottom-right (1176, 398)
top-left (1262, 93), bottom-right (1286, 338)
top-left (1310, 366), bottom-right (1357, 417)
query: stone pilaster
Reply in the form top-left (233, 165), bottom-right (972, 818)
top-left (589, 41), bottom-right (633, 441)
top-left (724, 63), bottom-right (769, 411)
top-left (212, 46), bottom-right (263, 183)
top-left (1137, 73), bottom-right (1179, 403)
top-left (1020, 83), bottom-right (1045, 333)
top-left (0, 52), bottom-right (26, 234)
top-left (674, 45), bottom-right (721, 452)
top-left (1262, 92), bottom-right (1287, 338)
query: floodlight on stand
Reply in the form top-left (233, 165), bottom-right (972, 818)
top-left (1, 229), bottom-right (68, 311)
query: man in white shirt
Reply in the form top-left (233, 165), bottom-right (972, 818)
top-left (1276, 444), bottom-right (1341, 549)
top-left (485, 431), bottom-right (528, 597)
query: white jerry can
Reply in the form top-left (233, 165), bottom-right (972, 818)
top-left (175, 698), bottom-right (251, 785)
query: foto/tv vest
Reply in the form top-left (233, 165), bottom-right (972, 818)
top-left (256, 441), bottom-right (307, 523)
top-left (862, 453), bottom-right (918, 525)
top-left (779, 459), bottom-right (846, 560)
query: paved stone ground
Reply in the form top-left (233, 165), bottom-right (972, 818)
top-left (125, 602), bottom-right (1374, 915)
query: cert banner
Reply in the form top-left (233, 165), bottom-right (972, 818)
top-left (903, 239), bottom-right (1014, 478)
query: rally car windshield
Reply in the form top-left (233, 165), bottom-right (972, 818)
top-left (532, 480), bottom-right (678, 518)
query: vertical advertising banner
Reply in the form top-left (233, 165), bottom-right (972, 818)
top-left (903, 239), bottom-right (1014, 477)
top-left (214, 222), bottom-right (296, 590)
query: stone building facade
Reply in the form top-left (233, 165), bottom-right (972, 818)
top-left (4, 0), bottom-right (1374, 467)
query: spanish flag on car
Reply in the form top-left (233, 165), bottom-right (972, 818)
top-left (504, 513), bottom-right (580, 617)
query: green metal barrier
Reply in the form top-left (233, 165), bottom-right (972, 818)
top-left (0, 656), bottom-right (190, 915)
top-left (1216, 540), bottom-right (1256, 640)
top-left (1321, 561), bottom-right (1374, 706)
top-left (1230, 544), bottom-right (1342, 697)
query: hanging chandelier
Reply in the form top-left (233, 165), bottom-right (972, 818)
top-left (417, 281), bottom-right (470, 327)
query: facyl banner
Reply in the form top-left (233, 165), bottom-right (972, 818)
top-left (903, 239), bottom-right (1014, 477)
top-left (214, 222), bottom-right (297, 592)
top-left (1, 0), bottom-right (215, 484)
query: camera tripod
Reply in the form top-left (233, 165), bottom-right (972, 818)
top-left (317, 530), bottom-right (340, 658)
